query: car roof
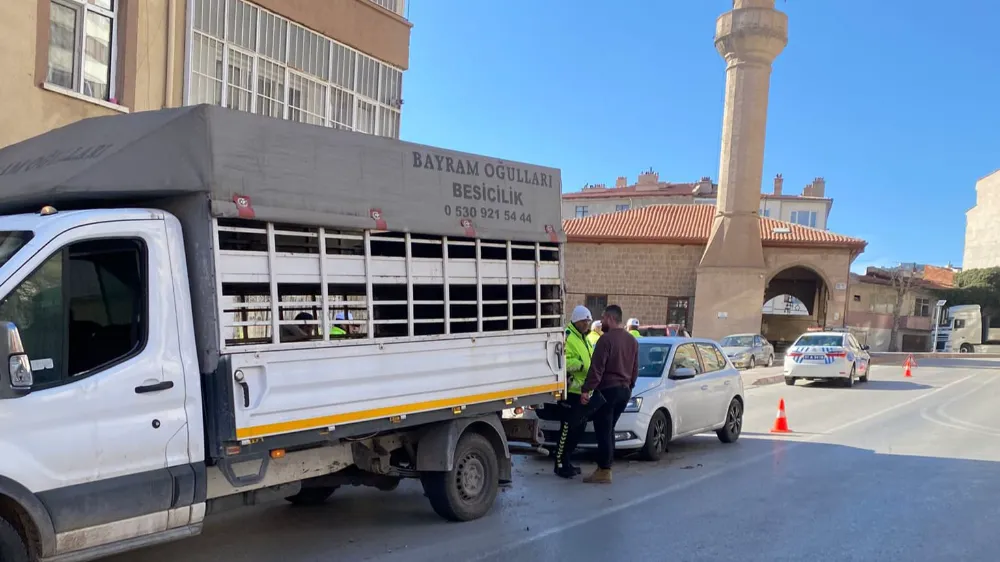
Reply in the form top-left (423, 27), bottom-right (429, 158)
top-left (723, 333), bottom-right (758, 337)
top-left (796, 332), bottom-right (847, 338)
top-left (638, 336), bottom-right (719, 346)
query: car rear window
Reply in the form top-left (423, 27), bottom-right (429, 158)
top-left (638, 343), bottom-right (672, 377)
top-left (794, 334), bottom-right (844, 347)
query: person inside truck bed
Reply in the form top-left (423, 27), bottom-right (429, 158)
top-left (281, 312), bottom-right (317, 343)
top-left (331, 311), bottom-right (352, 337)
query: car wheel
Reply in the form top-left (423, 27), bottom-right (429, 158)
top-left (767, 354), bottom-right (774, 367)
top-left (286, 486), bottom-right (338, 505)
top-left (0, 518), bottom-right (28, 562)
top-left (960, 344), bottom-right (973, 353)
top-left (784, 377), bottom-right (796, 386)
top-left (716, 398), bottom-right (743, 443)
top-left (748, 356), bottom-right (755, 369)
top-left (640, 410), bottom-right (669, 461)
top-left (843, 366), bottom-right (855, 388)
top-left (859, 363), bottom-right (869, 383)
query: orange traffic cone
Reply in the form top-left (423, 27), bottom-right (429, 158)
top-left (771, 398), bottom-right (792, 433)
top-left (903, 355), bottom-right (913, 378)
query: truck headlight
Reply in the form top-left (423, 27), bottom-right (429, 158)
top-left (625, 396), bottom-right (642, 413)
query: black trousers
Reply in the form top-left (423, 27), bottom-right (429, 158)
top-left (555, 392), bottom-right (586, 468)
top-left (591, 386), bottom-right (631, 470)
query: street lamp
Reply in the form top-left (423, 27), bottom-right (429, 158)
top-left (932, 299), bottom-right (947, 352)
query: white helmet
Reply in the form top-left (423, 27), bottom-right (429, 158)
top-left (627, 318), bottom-right (640, 329)
top-left (590, 320), bottom-right (602, 332)
top-left (571, 305), bottom-right (593, 323)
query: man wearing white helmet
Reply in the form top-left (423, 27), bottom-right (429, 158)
top-left (331, 311), bottom-right (352, 338)
top-left (627, 318), bottom-right (641, 338)
top-left (554, 305), bottom-right (594, 478)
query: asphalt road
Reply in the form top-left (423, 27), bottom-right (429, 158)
top-left (115, 359), bottom-right (1000, 562)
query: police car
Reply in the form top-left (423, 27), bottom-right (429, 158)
top-left (783, 331), bottom-right (871, 387)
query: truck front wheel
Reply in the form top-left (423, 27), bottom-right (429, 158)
top-left (421, 432), bottom-right (499, 522)
top-left (0, 518), bottom-right (29, 562)
top-left (960, 344), bottom-right (973, 353)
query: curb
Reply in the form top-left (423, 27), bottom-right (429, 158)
top-left (750, 374), bottom-right (785, 387)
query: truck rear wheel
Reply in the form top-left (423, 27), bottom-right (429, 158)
top-left (285, 486), bottom-right (338, 506)
top-left (421, 432), bottom-right (499, 522)
top-left (0, 518), bottom-right (29, 562)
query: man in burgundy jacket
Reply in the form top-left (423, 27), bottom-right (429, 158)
top-left (579, 304), bottom-right (638, 484)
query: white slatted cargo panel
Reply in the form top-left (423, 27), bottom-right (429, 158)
top-left (228, 332), bottom-right (564, 440)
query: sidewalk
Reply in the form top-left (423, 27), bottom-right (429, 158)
top-left (741, 365), bottom-right (785, 388)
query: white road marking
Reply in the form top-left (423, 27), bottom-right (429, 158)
top-left (472, 372), bottom-right (980, 559)
top-left (921, 374), bottom-right (1000, 435)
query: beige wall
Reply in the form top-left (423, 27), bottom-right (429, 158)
top-left (565, 241), bottom-right (856, 338)
top-left (564, 243), bottom-right (702, 325)
top-left (0, 0), bottom-right (409, 150)
top-left (0, 0), bottom-right (183, 149)
top-left (963, 170), bottom-right (1000, 270)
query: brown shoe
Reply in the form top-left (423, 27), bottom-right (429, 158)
top-left (583, 468), bottom-right (612, 484)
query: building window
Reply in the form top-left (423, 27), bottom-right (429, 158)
top-left (574, 206), bottom-right (589, 218)
top-left (853, 294), bottom-right (861, 302)
top-left (667, 297), bottom-right (690, 328)
top-left (584, 295), bottom-right (607, 316)
top-left (761, 208), bottom-right (770, 217)
top-left (914, 297), bottom-right (931, 317)
top-left (790, 211), bottom-right (817, 228)
top-left (615, 204), bottom-right (630, 212)
top-left (189, 0), bottom-right (403, 138)
top-left (47, 0), bottom-right (118, 102)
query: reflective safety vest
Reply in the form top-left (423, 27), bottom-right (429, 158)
top-left (565, 324), bottom-right (593, 395)
top-left (629, 329), bottom-right (641, 338)
top-left (585, 331), bottom-right (601, 348)
top-left (331, 326), bottom-right (347, 337)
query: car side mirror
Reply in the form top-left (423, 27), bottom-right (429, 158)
top-left (669, 367), bottom-right (697, 380)
top-left (861, 345), bottom-right (870, 351)
top-left (0, 322), bottom-right (32, 399)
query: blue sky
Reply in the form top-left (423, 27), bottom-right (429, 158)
top-left (400, 1), bottom-right (1000, 272)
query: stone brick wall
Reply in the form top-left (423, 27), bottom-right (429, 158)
top-left (564, 243), bottom-right (702, 324)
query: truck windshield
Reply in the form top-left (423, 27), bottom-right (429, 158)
top-left (638, 343), bottom-right (672, 377)
top-left (0, 231), bottom-right (32, 270)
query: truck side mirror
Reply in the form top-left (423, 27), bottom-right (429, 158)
top-left (0, 322), bottom-right (32, 399)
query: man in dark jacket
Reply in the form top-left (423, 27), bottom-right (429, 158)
top-left (579, 304), bottom-right (638, 484)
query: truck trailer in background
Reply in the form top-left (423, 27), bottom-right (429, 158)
top-left (937, 304), bottom-right (1000, 353)
top-left (0, 105), bottom-right (565, 562)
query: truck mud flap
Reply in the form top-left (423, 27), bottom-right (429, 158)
top-left (502, 417), bottom-right (548, 456)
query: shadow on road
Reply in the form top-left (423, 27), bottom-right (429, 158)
top-left (858, 379), bottom-right (933, 391)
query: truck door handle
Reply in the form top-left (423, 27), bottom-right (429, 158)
top-left (234, 370), bottom-right (250, 408)
top-left (135, 381), bottom-right (174, 394)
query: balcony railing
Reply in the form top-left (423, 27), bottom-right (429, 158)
top-left (370, 0), bottom-right (406, 17)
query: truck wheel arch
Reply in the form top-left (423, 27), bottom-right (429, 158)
top-left (0, 476), bottom-right (56, 558)
top-left (414, 415), bottom-right (513, 484)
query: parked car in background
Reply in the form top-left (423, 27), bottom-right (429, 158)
top-left (784, 331), bottom-right (871, 387)
top-left (639, 324), bottom-right (691, 337)
top-left (720, 333), bottom-right (775, 369)
top-left (533, 337), bottom-right (744, 461)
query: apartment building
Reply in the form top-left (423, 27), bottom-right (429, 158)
top-left (562, 171), bottom-right (834, 230)
top-left (0, 0), bottom-right (411, 149)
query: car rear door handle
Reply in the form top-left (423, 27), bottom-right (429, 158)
top-left (700, 385), bottom-right (709, 391)
top-left (135, 381), bottom-right (174, 394)
top-left (724, 380), bottom-right (731, 386)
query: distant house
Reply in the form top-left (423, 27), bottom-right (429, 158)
top-left (562, 171), bottom-right (833, 230)
top-left (845, 264), bottom-right (956, 352)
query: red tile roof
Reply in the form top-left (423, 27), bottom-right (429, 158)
top-left (563, 204), bottom-right (866, 250)
top-left (921, 265), bottom-right (955, 288)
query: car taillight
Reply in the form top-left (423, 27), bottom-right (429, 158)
top-left (826, 351), bottom-right (847, 358)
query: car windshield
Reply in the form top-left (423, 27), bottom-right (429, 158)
top-left (721, 335), bottom-right (754, 347)
top-left (794, 334), bottom-right (844, 347)
top-left (0, 231), bottom-right (32, 270)
top-left (638, 343), bottom-right (672, 377)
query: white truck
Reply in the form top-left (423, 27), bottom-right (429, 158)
top-left (0, 106), bottom-right (566, 562)
top-left (937, 304), bottom-right (1000, 353)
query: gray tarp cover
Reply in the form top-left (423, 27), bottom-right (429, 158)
top-left (0, 104), bottom-right (565, 242)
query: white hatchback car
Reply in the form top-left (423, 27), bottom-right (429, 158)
top-left (534, 337), bottom-right (745, 461)
top-left (783, 331), bottom-right (872, 387)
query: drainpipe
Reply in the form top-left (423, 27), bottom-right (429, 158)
top-left (165, 0), bottom-right (177, 107)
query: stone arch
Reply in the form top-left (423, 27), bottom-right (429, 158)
top-left (761, 265), bottom-right (832, 347)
